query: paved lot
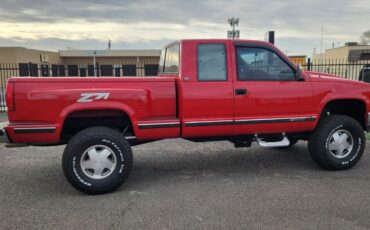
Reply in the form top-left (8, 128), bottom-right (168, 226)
top-left (0, 112), bottom-right (7, 123)
top-left (0, 138), bottom-right (370, 230)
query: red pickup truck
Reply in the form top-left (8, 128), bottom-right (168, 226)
top-left (1, 39), bottom-right (370, 194)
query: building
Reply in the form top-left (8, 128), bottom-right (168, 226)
top-left (0, 47), bottom-right (61, 64)
top-left (312, 42), bottom-right (370, 80)
top-left (288, 55), bottom-right (307, 66)
top-left (0, 47), bottom-right (161, 78)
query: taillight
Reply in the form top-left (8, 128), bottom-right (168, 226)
top-left (5, 82), bottom-right (15, 111)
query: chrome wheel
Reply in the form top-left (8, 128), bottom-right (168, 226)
top-left (80, 145), bottom-right (117, 179)
top-left (328, 129), bottom-right (354, 159)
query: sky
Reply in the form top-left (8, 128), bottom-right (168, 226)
top-left (0, 0), bottom-right (369, 57)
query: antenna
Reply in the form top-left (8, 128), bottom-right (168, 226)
top-left (227, 17), bottom-right (240, 39)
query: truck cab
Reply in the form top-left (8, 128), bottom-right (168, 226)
top-left (155, 39), bottom-right (316, 140)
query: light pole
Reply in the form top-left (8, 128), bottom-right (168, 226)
top-left (227, 17), bottom-right (240, 39)
top-left (93, 51), bottom-right (97, 77)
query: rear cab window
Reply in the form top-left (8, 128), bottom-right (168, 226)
top-left (159, 43), bottom-right (180, 75)
top-left (197, 44), bottom-right (227, 81)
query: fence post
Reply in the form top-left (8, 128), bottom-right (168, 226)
top-left (307, 58), bottom-right (311, 71)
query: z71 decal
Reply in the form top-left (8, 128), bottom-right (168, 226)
top-left (77, 93), bottom-right (110, 103)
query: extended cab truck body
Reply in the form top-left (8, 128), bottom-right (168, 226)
top-left (1, 39), bottom-right (370, 194)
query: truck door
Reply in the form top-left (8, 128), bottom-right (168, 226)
top-left (180, 41), bottom-right (234, 138)
top-left (231, 43), bottom-right (316, 135)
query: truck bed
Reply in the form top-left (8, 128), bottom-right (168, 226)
top-left (6, 77), bottom-right (179, 143)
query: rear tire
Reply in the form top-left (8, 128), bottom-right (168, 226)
top-left (62, 126), bottom-right (133, 194)
top-left (308, 115), bottom-right (365, 170)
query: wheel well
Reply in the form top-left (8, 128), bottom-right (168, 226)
top-left (321, 99), bottom-right (366, 128)
top-left (60, 109), bottom-right (134, 141)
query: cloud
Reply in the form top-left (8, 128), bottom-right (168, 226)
top-left (0, 0), bottom-right (369, 55)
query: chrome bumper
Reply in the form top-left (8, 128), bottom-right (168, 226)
top-left (0, 129), bottom-right (10, 144)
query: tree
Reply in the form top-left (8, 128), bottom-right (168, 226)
top-left (359, 30), bottom-right (370, 45)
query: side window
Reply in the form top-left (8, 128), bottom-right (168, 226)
top-left (198, 44), bottom-right (227, 81)
top-left (158, 48), bottom-right (166, 74)
top-left (236, 47), bottom-right (295, 81)
top-left (159, 43), bottom-right (180, 74)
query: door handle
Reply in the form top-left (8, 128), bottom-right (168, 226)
top-left (235, 88), bottom-right (247, 95)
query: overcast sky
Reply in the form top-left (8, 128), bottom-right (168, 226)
top-left (0, 0), bottom-right (369, 56)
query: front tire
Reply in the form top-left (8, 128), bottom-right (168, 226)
top-left (62, 126), bottom-right (133, 194)
top-left (308, 115), bottom-right (365, 170)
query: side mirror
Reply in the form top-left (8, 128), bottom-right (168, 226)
top-left (296, 64), bottom-right (305, 81)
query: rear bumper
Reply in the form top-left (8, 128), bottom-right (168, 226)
top-left (0, 129), bottom-right (10, 143)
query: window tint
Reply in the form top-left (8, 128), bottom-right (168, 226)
top-left (159, 43), bottom-right (180, 74)
top-left (237, 47), bottom-right (295, 81)
top-left (198, 44), bottom-right (227, 81)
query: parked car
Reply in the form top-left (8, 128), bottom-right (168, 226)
top-left (359, 64), bottom-right (370, 83)
top-left (1, 39), bottom-right (370, 194)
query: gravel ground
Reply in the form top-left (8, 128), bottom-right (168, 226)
top-left (1, 139), bottom-right (370, 230)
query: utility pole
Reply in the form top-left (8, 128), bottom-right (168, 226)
top-left (93, 50), bottom-right (97, 77)
top-left (320, 22), bottom-right (324, 56)
top-left (227, 17), bottom-right (240, 39)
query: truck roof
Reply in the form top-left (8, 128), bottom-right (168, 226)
top-left (177, 39), bottom-right (275, 47)
top-left (162, 39), bottom-right (276, 50)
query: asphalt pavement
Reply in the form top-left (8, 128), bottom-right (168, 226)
top-left (1, 138), bottom-right (370, 229)
top-left (0, 112), bottom-right (7, 123)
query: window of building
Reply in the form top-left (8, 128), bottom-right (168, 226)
top-left (144, 64), bottom-right (159, 76)
top-left (51, 65), bottom-right (58, 76)
top-left (114, 65), bottom-right (121, 77)
top-left (30, 63), bottom-right (38, 77)
top-left (59, 65), bottom-right (65, 76)
top-left (100, 65), bottom-right (113, 76)
top-left (122, 64), bottom-right (136, 76)
top-left (88, 65), bottom-right (95, 76)
top-left (197, 44), bottom-right (227, 81)
top-left (19, 63), bottom-right (29, 77)
top-left (79, 66), bottom-right (87, 77)
top-left (68, 65), bottom-right (78, 76)
top-left (236, 47), bottom-right (295, 81)
top-left (360, 53), bottom-right (370, 60)
top-left (41, 64), bottom-right (49, 77)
